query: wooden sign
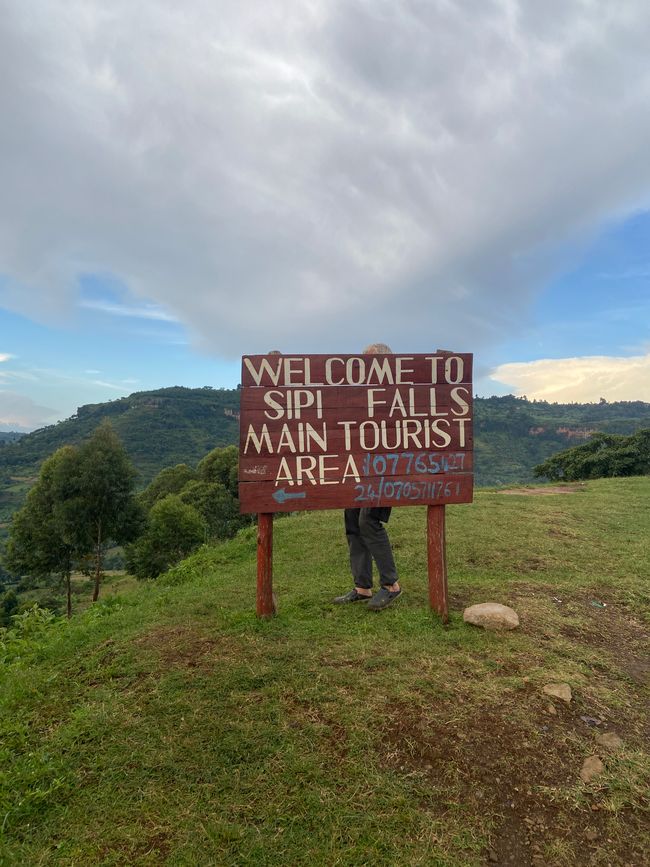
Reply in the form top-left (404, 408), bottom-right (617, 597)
top-left (239, 353), bottom-right (473, 514)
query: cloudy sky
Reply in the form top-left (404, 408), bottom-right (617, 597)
top-left (1, 0), bottom-right (650, 429)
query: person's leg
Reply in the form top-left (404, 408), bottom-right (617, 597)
top-left (344, 508), bottom-right (373, 594)
top-left (358, 508), bottom-right (399, 589)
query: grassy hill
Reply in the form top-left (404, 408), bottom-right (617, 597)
top-left (1, 478), bottom-right (648, 865)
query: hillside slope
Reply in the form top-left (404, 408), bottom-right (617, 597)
top-left (1, 478), bottom-right (648, 865)
top-left (0, 386), bottom-right (241, 484)
top-left (1, 389), bottom-right (649, 539)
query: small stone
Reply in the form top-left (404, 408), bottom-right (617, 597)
top-left (488, 849), bottom-right (499, 863)
top-left (580, 756), bottom-right (605, 783)
top-left (543, 683), bottom-right (572, 703)
top-left (596, 732), bottom-right (623, 750)
top-left (463, 603), bottom-right (520, 631)
top-left (546, 703), bottom-right (558, 715)
top-left (585, 828), bottom-right (598, 841)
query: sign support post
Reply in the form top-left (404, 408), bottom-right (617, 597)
top-left (256, 512), bottom-right (275, 618)
top-left (427, 504), bottom-right (449, 623)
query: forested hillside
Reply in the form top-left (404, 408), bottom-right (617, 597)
top-left (474, 394), bottom-right (650, 485)
top-left (0, 432), bottom-right (24, 445)
top-left (0, 387), bottom-right (240, 484)
top-left (1, 388), bottom-right (649, 535)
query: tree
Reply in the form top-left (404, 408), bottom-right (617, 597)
top-left (138, 463), bottom-right (197, 511)
top-left (197, 445), bottom-right (239, 497)
top-left (4, 447), bottom-right (77, 617)
top-left (179, 479), bottom-right (246, 540)
top-left (534, 429), bottom-right (650, 481)
top-left (56, 423), bottom-right (143, 602)
top-left (125, 495), bottom-right (204, 579)
top-left (0, 588), bottom-right (19, 627)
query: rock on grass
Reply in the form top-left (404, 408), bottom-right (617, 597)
top-left (463, 603), bottom-right (519, 630)
top-left (580, 756), bottom-right (605, 783)
top-left (596, 732), bottom-right (623, 750)
top-left (542, 683), bottom-right (572, 703)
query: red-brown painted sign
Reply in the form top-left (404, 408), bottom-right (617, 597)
top-left (239, 352), bottom-right (473, 513)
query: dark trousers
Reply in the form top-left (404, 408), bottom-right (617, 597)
top-left (344, 508), bottom-right (398, 590)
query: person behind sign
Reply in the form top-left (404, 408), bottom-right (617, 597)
top-left (334, 343), bottom-right (402, 611)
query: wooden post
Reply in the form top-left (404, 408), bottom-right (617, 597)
top-left (256, 512), bottom-right (275, 618)
top-left (427, 505), bottom-right (449, 623)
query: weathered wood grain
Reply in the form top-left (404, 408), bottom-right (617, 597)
top-left (242, 353), bottom-right (473, 388)
top-left (240, 450), bottom-right (473, 483)
top-left (239, 472), bottom-right (473, 513)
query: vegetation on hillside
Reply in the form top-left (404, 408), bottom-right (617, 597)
top-left (534, 429), bottom-right (650, 481)
top-left (4, 424), bottom-right (142, 614)
top-left (0, 386), bottom-right (241, 484)
top-left (1, 389), bottom-right (649, 502)
top-left (0, 478), bottom-right (648, 865)
top-left (2, 429), bottom-right (252, 613)
top-left (0, 432), bottom-right (24, 445)
top-left (126, 445), bottom-right (251, 579)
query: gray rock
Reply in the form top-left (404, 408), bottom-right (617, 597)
top-left (580, 755), bottom-right (605, 783)
top-left (596, 732), bottom-right (623, 750)
top-left (542, 682), bottom-right (572, 703)
top-left (463, 603), bottom-right (519, 631)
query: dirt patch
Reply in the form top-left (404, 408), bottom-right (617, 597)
top-left (381, 698), bottom-right (648, 866)
top-left (282, 693), bottom-right (348, 758)
top-left (498, 484), bottom-right (587, 496)
top-left (133, 625), bottom-right (235, 671)
top-left (100, 828), bottom-right (172, 863)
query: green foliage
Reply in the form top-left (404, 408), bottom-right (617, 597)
top-left (55, 423), bottom-right (143, 601)
top-left (0, 588), bottom-right (18, 627)
top-left (139, 445), bottom-right (251, 565)
top-left (3, 425), bottom-right (142, 609)
top-left (179, 479), bottom-right (246, 540)
top-left (473, 395), bottom-right (650, 485)
top-left (0, 603), bottom-right (58, 664)
top-left (0, 386), bottom-right (240, 484)
top-left (125, 494), bottom-right (205, 580)
top-left (4, 447), bottom-right (78, 615)
top-left (197, 444), bottom-right (239, 496)
top-left (534, 429), bottom-right (650, 481)
top-left (126, 445), bottom-right (253, 580)
top-left (138, 463), bottom-right (197, 510)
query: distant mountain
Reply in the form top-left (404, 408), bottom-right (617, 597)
top-left (473, 395), bottom-right (650, 485)
top-left (1, 387), bottom-right (649, 535)
top-left (0, 386), bottom-right (241, 484)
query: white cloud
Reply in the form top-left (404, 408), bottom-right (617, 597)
top-left (490, 353), bottom-right (650, 402)
top-left (79, 298), bottom-right (179, 322)
top-left (0, 354), bottom-right (12, 363)
top-left (1, 1), bottom-right (650, 353)
top-left (0, 391), bottom-right (58, 430)
top-left (91, 379), bottom-right (127, 391)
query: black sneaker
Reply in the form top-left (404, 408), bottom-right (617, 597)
top-left (333, 589), bottom-right (373, 604)
top-left (367, 587), bottom-right (402, 611)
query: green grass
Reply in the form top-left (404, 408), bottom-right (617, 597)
top-left (1, 477), bottom-right (649, 865)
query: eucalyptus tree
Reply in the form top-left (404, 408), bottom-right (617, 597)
top-left (5, 447), bottom-right (77, 617)
top-left (58, 422), bottom-right (143, 602)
